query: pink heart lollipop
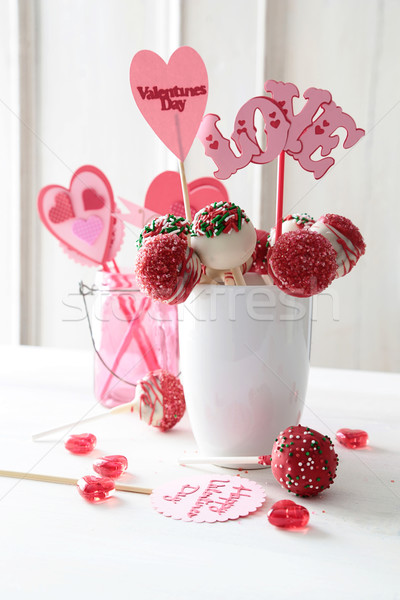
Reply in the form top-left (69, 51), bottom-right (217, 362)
top-left (38, 165), bottom-right (116, 266)
top-left (130, 47), bottom-right (208, 161)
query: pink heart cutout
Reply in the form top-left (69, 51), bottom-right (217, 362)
top-left (49, 192), bottom-right (75, 223)
top-left (130, 47), bottom-right (208, 161)
top-left (72, 216), bottom-right (104, 245)
top-left (37, 165), bottom-right (115, 265)
top-left (83, 188), bottom-right (104, 210)
top-left (144, 170), bottom-right (229, 218)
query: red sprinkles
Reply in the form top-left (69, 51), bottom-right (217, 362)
top-left (268, 230), bottom-right (337, 297)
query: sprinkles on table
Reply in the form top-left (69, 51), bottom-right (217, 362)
top-left (191, 201), bottom-right (250, 238)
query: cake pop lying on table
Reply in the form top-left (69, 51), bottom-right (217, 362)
top-left (191, 201), bottom-right (257, 285)
top-left (135, 233), bottom-right (202, 304)
top-left (32, 369), bottom-right (186, 439)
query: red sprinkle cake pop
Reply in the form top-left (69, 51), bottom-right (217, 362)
top-left (135, 369), bottom-right (186, 432)
top-left (135, 233), bottom-right (202, 304)
top-left (268, 229), bottom-right (337, 297)
top-left (271, 425), bottom-right (339, 497)
top-left (136, 213), bottom-right (191, 249)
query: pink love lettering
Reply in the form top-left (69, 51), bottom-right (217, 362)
top-left (198, 80), bottom-right (365, 180)
top-left (130, 46), bottom-right (208, 161)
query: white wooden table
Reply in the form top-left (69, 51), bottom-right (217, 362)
top-left (0, 346), bottom-right (399, 599)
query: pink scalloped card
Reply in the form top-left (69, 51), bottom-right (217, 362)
top-left (38, 165), bottom-right (116, 266)
top-left (197, 80), bottom-right (365, 180)
top-left (151, 475), bottom-right (266, 523)
top-left (130, 47), bottom-right (208, 161)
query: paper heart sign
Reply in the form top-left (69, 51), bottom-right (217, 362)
top-left (145, 171), bottom-right (229, 218)
top-left (151, 475), bottom-right (266, 523)
top-left (130, 47), bottom-right (208, 161)
top-left (118, 171), bottom-right (229, 229)
top-left (38, 165), bottom-right (115, 265)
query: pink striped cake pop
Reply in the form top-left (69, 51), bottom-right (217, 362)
top-left (191, 201), bottom-right (256, 271)
top-left (269, 213), bottom-right (315, 247)
top-left (269, 230), bottom-right (337, 297)
top-left (135, 233), bottom-right (202, 304)
top-left (136, 214), bottom-right (191, 249)
top-left (135, 369), bottom-right (185, 432)
top-left (310, 214), bottom-right (366, 278)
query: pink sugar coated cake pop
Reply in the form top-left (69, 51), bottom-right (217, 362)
top-left (271, 425), bottom-right (339, 497)
top-left (310, 213), bottom-right (366, 278)
top-left (249, 229), bottom-right (270, 275)
top-left (93, 455), bottom-right (129, 478)
top-left (268, 229), bottom-right (337, 297)
top-left (191, 201), bottom-right (257, 271)
top-left (136, 213), bottom-right (191, 249)
top-left (135, 233), bottom-right (202, 304)
top-left (135, 369), bottom-right (185, 432)
top-left (269, 213), bottom-right (315, 247)
top-left (65, 433), bottom-right (97, 455)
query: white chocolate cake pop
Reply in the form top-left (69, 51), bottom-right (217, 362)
top-left (309, 214), bottom-right (366, 278)
top-left (191, 201), bottom-right (256, 271)
top-left (269, 213), bottom-right (315, 247)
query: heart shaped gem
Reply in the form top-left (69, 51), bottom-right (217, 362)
top-left (267, 500), bottom-right (310, 529)
top-left (93, 455), bottom-right (128, 479)
top-left (336, 428), bottom-right (368, 449)
top-left (65, 433), bottom-right (97, 455)
top-left (77, 475), bottom-right (115, 503)
top-left (130, 47), bottom-right (208, 161)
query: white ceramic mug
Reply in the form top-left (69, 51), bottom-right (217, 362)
top-left (178, 281), bottom-right (312, 466)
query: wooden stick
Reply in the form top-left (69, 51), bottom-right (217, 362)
top-left (275, 150), bottom-right (286, 242)
top-left (178, 160), bottom-right (192, 248)
top-left (223, 271), bottom-right (235, 286)
top-left (178, 455), bottom-right (271, 466)
top-left (0, 469), bottom-right (152, 495)
top-left (231, 265), bottom-right (246, 286)
top-left (32, 402), bottom-right (135, 441)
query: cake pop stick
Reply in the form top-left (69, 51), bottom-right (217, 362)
top-left (179, 455), bottom-right (272, 466)
top-left (275, 150), bottom-right (285, 242)
top-left (33, 370), bottom-right (186, 440)
top-left (0, 469), bottom-right (152, 495)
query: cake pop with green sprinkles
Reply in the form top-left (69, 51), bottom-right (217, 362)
top-left (271, 424), bottom-right (339, 497)
top-left (136, 214), bottom-right (191, 249)
top-left (191, 201), bottom-right (257, 272)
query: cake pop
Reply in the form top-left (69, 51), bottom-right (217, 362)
top-left (268, 213), bottom-right (315, 247)
top-left (136, 214), bottom-right (191, 249)
top-left (268, 229), bottom-right (337, 297)
top-left (249, 229), bottom-right (270, 275)
top-left (32, 370), bottom-right (186, 439)
top-left (135, 233), bottom-right (202, 304)
top-left (191, 201), bottom-right (257, 282)
top-left (310, 213), bottom-right (366, 278)
top-left (270, 425), bottom-right (339, 497)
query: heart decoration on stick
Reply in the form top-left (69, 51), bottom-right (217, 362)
top-left (38, 165), bottom-right (119, 266)
top-left (130, 47), bottom-right (208, 162)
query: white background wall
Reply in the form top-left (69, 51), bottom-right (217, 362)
top-left (0, 0), bottom-right (399, 372)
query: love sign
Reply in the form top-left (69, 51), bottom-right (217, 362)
top-left (151, 475), bottom-right (266, 523)
top-left (198, 80), bottom-right (365, 180)
top-left (130, 47), bottom-right (208, 161)
top-left (37, 165), bottom-right (122, 266)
